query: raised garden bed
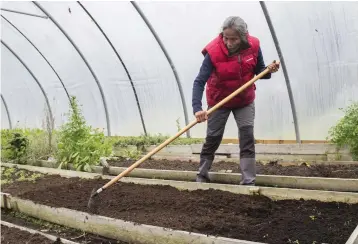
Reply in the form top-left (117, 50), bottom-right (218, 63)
top-left (108, 158), bottom-right (358, 178)
top-left (0, 166), bottom-right (128, 244)
top-left (1, 165), bottom-right (358, 244)
top-left (9, 160), bottom-right (358, 192)
top-left (1, 210), bottom-right (128, 244)
top-left (115, 143), bottom-right (353, 161)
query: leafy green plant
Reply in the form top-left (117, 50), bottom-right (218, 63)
top-left (117, 148), bottom-right (142, 160)
top-left (25, 129), bottom-right (58, 161)
top-left (1, 103), bottom-right (57, 163)
top-left (176, 117), bottom-right (181, 132)
top-left (1, 128), bottom-right (20, 161)
top-left (1, 128), bottom-right (58, 163)
top-left (3, 131), bottom-right (29, 164)
top-left (56, 96), bottom-right (112, 172)
top-left (328, 102), bottom-right (358, 160)
top-left (113, 134), bottom-right (203, 151)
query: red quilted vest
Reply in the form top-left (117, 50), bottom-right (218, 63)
top-left (202, 33), bottom-right (260, 108)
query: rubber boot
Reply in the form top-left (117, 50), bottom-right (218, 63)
top-left (196, 135), bottom-right (222, 183)
top-left (240, 158), bottom-right (256, 185)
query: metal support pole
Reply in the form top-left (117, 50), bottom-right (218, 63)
top-left (1, 40), bottom-right (54, 129)
top-left (33, 1), bottom-right (112, 136)
top-left (260, 1), bottom-right (301, 143)
top-left (130, 1), bottom-right (191, 138)
top-left (77, 1), bottom-right (147, 136)
top-left (1, 15), bottom-right (72, 104)
top-left (1, 94), bottom-right (13, 129)
top-left (1, 8), bottom-right (48, 19)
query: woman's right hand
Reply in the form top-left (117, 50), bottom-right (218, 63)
top-left (195, 110), bottom-right (208, 123)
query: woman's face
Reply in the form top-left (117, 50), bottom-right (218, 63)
top-left (223, 28), bottom-right (241, 51)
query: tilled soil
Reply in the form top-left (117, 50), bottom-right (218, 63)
top-left (1, 224), bottom-right (57, 244)
top-left (108, 159), bottom-right (358, 178)
top-left (2, 170), bottom-right (358, 244)
top-left (1, 209), bottom-right (131, 244)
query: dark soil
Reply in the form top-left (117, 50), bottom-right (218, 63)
top-left (1, 209), bottom-right (131, 244)
top-left (1, 224), bottom-right (57, 244)
top-left (1, 167), bottom-right (132, 244)
top-left (2, 169), bottom-right (357, 244)
top-left (108, 159), bottom-right (358, 178)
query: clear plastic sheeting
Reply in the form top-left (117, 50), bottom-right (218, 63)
top-left (137, 1), bottom-right (295, 139)
top-left (1, 1), bottom-right (358, 140)
top-left (80, 1), bottom-right (185, 136)
top-left (1, 96), bottom-right (10, 129)
top-left (37, 1), bottom-right (147, 136)
top-left (1, 45), bottom-right (47, 128)
top-left (1, 17), bottom-right (70, 127)
top-left (1, 1), bottom-right (107, 133)
top-left (267, 1), bottom-right (358, 140)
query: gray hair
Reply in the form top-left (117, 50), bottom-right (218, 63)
top-left (222, 16), bottom-right (248, 44)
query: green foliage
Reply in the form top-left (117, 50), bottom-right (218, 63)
top-left (117, 148), bottom-right (142, 160)
top-left (1, 166), bottom-right (43, 185)
top-left (1, 128), bottom-right (57, 163)
top-left (328, 102), bottom-right (358, 160)
top-left (1, 103), bottom-right (57, 164)
top-left (27, 129), bottom-right (58, 161)
top-left (56, 96), bottom-right (112, 172)
top-left (113, 133), bottom-right (203, 151)
top-left (1, 131), bottom-right (29, 164)
top-left (173, 137), bottom-right (204, 145)
top-left (176, 117), bottom-right (181, 132)
top-left (114, 133), bottom-right (168, 150)
top-left (1, 128), bottom-right (22, 161)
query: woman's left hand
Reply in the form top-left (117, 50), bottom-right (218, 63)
top-left (268, 62), bottom-right (280, 73)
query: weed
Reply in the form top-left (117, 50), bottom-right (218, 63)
top-left (176, 117), bottom-right (181, 132)
top-left (1, 167), bottom-right (43, 185)
top-left (117, 148), bottom-right (142, 160)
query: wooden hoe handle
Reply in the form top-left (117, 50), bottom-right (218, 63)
top-left (102, 60), bottom-right (280, 190)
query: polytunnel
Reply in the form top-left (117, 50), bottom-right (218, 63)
top-left (1, 1), bottom-right (358, 142)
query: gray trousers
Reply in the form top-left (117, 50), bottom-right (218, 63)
top-left (198, 102), bottom-right (256, 185)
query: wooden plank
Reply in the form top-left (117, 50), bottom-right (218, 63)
top-left (191, 144), bottom-right (350, 155)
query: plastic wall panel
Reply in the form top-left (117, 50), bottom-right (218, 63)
top-left (2, 1), bottom-right (357, 140)
top-left (1, 46), bottom-right (47, 128)
top-left (267, 1), bottom-right (358, 140)
top-left (1, 98), bottom-right (10, 129)
top-left (1, 2), bottom-right (107, 132)
top-left (137, 2), bottom-right (295, 139)
top-left (81, 1), bottom-right (185, 136)
top-left (37, 1), bottom-right (144, 136)
top-left (1, 19), bottom-right (69, 127)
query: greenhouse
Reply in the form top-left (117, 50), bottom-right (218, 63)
top-left (1, 1), bottom-right (358, 244)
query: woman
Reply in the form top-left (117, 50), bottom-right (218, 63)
top-left (192, 16), bottom-right (280, 185)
